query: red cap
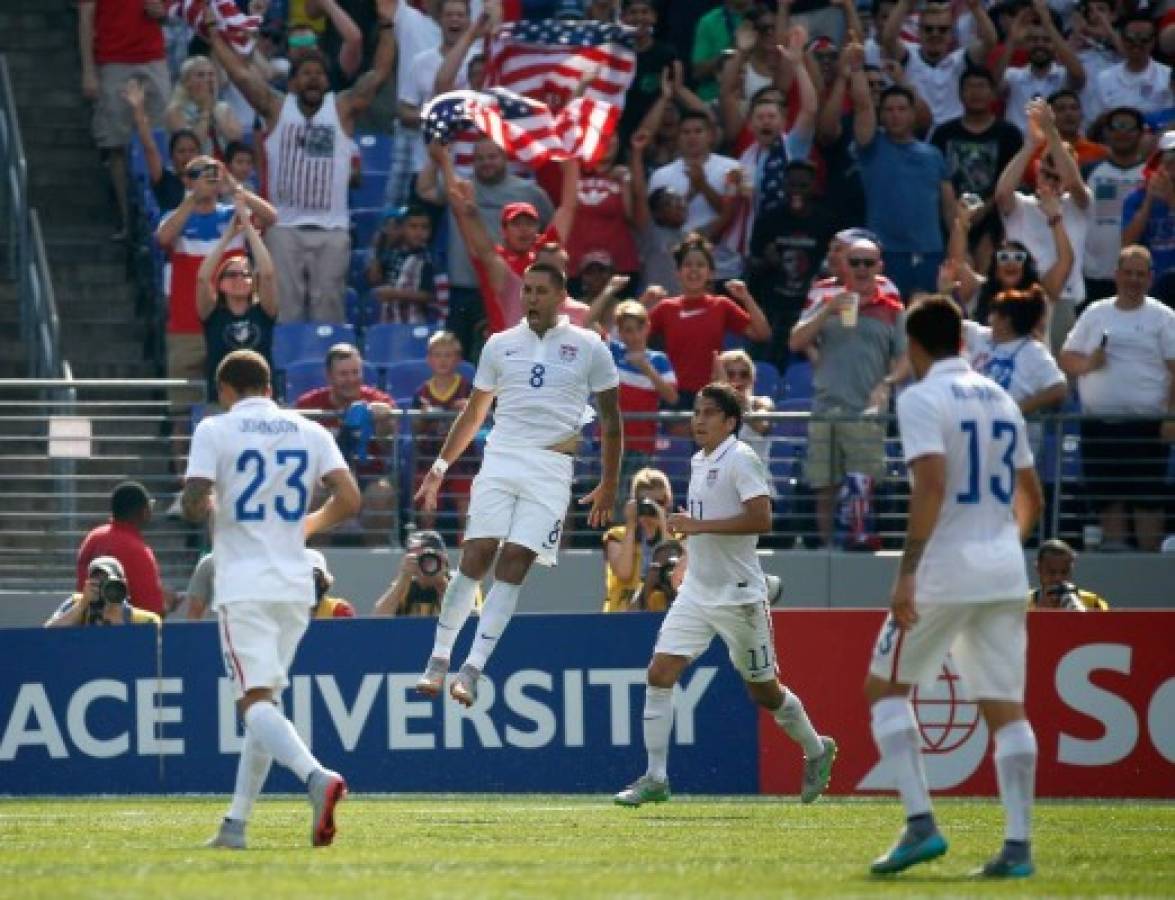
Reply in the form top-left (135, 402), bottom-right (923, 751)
top-left (501, 202), bottom-right (540, 225)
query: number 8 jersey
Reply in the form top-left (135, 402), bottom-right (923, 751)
top-left (895, 357), bottom-right (1034, 604)
top-left (186, 397), bottom-right (348, 606)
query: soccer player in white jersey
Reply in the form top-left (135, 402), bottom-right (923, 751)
top-left (865, 296), bottom-right (1044, 878)
top-left (614, 382), bottom-right (837, 807)
top-left (182, 350), bottom-right (361, 850)
top-left (415, 262), bottom-right (622, 706)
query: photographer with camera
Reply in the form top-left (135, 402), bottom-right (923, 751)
top-left (1029, 539), bottom-right (1110, 611)
top-left (373, 530), bottom-right (478, 617)
top-left (602, 468), bottom-right (674, 613)
top-left (46, 556), bottom-right (161, 627)
top-left (183, 549), bottom-right (356, 620)
top-left (629, 539), bottom-right (685, 612)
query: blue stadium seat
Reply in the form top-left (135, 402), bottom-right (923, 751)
top-left (355, 132), bottom-right (393, 173)
top-left (753, 361), bottom-right (781, 401)
top-left (351, 208), bottom-right (383, 251)
top-left (654, 435), bottom-right (695, 498)
top-left (282, 359), bottom-right (328, 403)
top-left (272, 322), bottom-right (357, 371)
top-left (349, 172), bottom-right (390, 211)
top-left (349, 247), bottom-right (371, 290)
top-left (365, 323), bottom-right (434, 367)
top-left (345, 288), bottom-right (381, 330)
top-left (384, 359), bottom-right (434, 405)
top-left (784, 359), bottom-right (814, 401)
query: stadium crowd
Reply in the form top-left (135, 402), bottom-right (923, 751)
top-left (76, 0), bottom-right (1175, 563)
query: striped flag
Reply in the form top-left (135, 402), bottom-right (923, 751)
top-left (167, 0), bottom-right (261, 55)
top-left (486, 19), bottom-right (637, 111)
top-left (423, 87), bottom-right (618, 170)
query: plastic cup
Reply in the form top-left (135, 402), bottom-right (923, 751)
top-left (839, 292), bottom-right (860, 327)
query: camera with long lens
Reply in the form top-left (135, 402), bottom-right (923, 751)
top-left (637, 498), bottom-right (660, 518)
top-left (87, 562), bottom-right (127, 623)
top-left (654, 555), bottom-right (680, 591)
top-left (417, 547), bottom-right (445, 577)
top-left (1045, 581), bottom-right (1084, 611)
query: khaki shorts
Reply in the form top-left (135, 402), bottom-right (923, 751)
top-left (167, 332), bottom-right (206, 382)
top-left (803, 413), bottom-right (887, 489)
top-left (93, 60), bottom-right (169, 148)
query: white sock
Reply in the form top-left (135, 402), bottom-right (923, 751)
top-left (642, 685), bottom-right (674, 781)
top-left (994, 719), bottom-right (1037, 842)
top-left (464, 580), bottom-right (520, 672)
top-left (226, 726), bottom-right (273, 822)
top-left (429, 572), bottom-right (480, 661)
top-left (870, 696), bottom-right (932, 819)
top-left (773, 687), bottom-right (824, 758)
top-left (243, 701), bottom-right (321, 784)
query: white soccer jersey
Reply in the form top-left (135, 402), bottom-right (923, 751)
top-left (474, 316), bottom-right (619, 450)
top-left (677, 435), bottom-right (771, 606)
top-left (896, 357), bottom-right (1034, 604)
top-left (185, 397), bottom-right (348, 606)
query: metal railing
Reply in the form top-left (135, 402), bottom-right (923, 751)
top-left (0, 54), bottom-right (68, 380)
top-left (1, 380), bottom-right (1172, 599)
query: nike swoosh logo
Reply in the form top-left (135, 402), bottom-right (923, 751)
top-left (679, 308), bottom-right (707, 318)
top-left (479, 633), bottom-right (499, 641)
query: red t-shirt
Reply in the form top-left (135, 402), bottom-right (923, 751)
top-left (295, 386), bottom-right (395, 478)
top-left (477, 225), bottom-right (563, 334)
top-left (81, 0), bottom-right (165, 66)
top-left (75, 520), bottom-right (165, 616)
top-left (648, 295), bottom-right (751, 393)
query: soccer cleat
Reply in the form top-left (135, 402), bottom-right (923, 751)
top-left (870, 828), bottom-right (948, 875)
top-left (308, 769), bottom-right (347, 847)
top-left (972, 846), bottom-right (1035, 878)
top-left (614, 774), bottom-right (671, 807)
top-left (415, 656), bottom-right (450, 698)
top-left (205, 817), bottom-right (246, 850)
top-left (449, 663), bottom-right (481, 707)
top-left (800, 736), bottom-right (838, 803)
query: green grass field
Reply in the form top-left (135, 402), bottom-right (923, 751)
top-left (1, 796), bottom-right (1172, 899)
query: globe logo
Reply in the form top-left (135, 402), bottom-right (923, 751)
top-left (912, 657), bottom-right (981, 755)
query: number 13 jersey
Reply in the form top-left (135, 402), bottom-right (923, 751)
top-left (678, 435), bottom-right (771, 607)
top-left (896, 357), bottom-right (1033, 605)
top-left (186, 397), bottom-right (348, 606)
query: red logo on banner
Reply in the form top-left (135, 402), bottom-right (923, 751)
top-left (759, 611), bottom-right (1175, 799)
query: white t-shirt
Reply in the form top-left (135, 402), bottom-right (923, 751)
top-left (648, 153), bottom-right (742, 278)
top-left (896, 357), bottom-right (1034, 604)
top-left (393, 2), bottom-right (442, 100)
top-left (1083, 159), bottom-right (1146, 279)
top-left (1002, 191), bottom-right (1091, 301)
top-left (185, 397), bottom-right (348, 606)
top-left (964, 325), bottom-right (1065, 404)
top-left (1004, 64), bottom-right (1071, 134)
top-left (1062, 296), bottom-right (1175, 414)
top-left (677, 435), bottom-right (771, 606)
top-left (401, 45), bottom-right (477, 171)
top-left (475, 316), bottom-right (619, 449)
top-left (905, 46), bottom-right (970, 126)
top-left (1092, 60), bottom-right (1173, 119)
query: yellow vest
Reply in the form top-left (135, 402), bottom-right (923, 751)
top-left (602, 526), bottom-right (671, 613)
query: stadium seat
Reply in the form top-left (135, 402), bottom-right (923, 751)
top-left (351, 208), bottom-right (383, 251)
top-left (784, 360), bottom-right (814, 401)
top-left (654, 435), bottom-right (695, 498)
top-left (349, 172), bottom-right (390, 211)
top-left (383, 359), bottom-right (434, 405)
top-left (349, 247), bottom-right (371, 290)
top-left (345, 288), bottom-right (381, 330)
top-left (365, 323), bottom-right (434, 367)
top-left (753, 361), bottom-right (781, 401)
top-left (272, 322), bottom-right (357, 371)
top-left (355, 132), bottom-right (393, 173)
top-left (282, 358), bottom-right (379, 404)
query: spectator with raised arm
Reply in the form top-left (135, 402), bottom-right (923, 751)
top-left (1083, 107), bottom-right (1147, 303)
top-left (566, 135), bottom-right (639, 281)
top-left (880, 0), bottom-right (999, 127)
top-left (994, 0), bottom-right (1085, 135)
top-left (692, 0), bottom-right (757, 102)
top-left (617, 0), bottom-right (680, 143)
top-left (629, 132), bottom-right (686, 296)
top-left (1089, 13), bottom-right (1171, 121)
top-left (1060, 245), bottom-right (1175, 552)
top-left (854, 82), bottom-right (956, 297)
top-left (164, 55), bottom-right (243, 157)
top-left (207, 0), bottom-right (398, 323)
top-left (1121, 132), bottom-right (1175, 303)
top-left (125, 77), bottom-right (199, 214)
top-left (78, 0), bottom-right (171, 241)
top-left (994, 99), bottom-right (1092, 351)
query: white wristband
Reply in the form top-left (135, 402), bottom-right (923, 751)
top-left (430, 458), bottom-right (449, 478)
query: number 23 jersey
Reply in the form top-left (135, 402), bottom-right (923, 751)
top-left (896, 357), bottom-right (1033, 604)
top-left (186, 397), bottom-right (348, 606)
top-left (678, 435), bottom-right (771, 606)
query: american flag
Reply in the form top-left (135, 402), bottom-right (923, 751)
top-left (168, 0), bottom-right (261, 55)
top-left (486, 19), bottom-right (637, 111)
top-left (423, 87), bottom-right (618, 170)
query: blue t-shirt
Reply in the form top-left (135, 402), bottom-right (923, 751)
top-left (1121, 187), bottom-right (1175, 275)
top-left (856, 133), bottom-right (949, 254)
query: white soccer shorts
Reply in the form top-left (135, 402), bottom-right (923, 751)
top-left (868, 599), bottom-right (1027, 702)
top-left (464, 444), bottom-right (574, 566)
top-left (217, 601), bottom-right (311, 699)
top-left (654, 592), bottom-right (778, 683)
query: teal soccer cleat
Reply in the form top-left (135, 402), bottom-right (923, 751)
top-left (870, 828), bottom-right (948, 875)
top-left (972, 845), bottom-right (1035, 878)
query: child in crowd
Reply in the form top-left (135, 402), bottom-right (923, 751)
top-left (223, 141), bottom-right (259, 194)
top-left (412, 331), bottom-right (477, 530)
top-left (368, 206), bottom-right (438, 324)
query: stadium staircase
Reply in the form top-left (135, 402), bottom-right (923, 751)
top-left (0, 2), bottom-right (200, 603)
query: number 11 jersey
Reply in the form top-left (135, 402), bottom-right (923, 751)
top-left (186, 397), bottom-right (348, 606)
top-left (896, 357), bottom-right (1034, 605)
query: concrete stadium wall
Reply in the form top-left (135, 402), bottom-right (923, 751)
top-left (3, 549), bottom-right (1171, 628)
